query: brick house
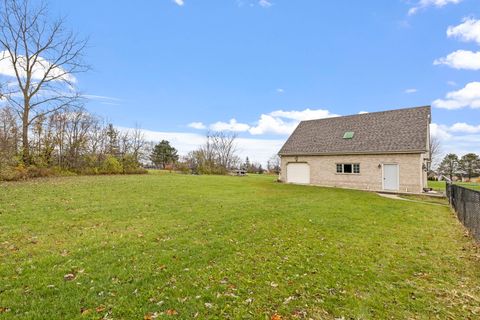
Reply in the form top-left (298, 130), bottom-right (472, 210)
top-left (278, 106), bottom-right (431, 193)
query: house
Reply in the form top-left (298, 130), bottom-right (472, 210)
top-left (278, 106), bottom-right (431, 194)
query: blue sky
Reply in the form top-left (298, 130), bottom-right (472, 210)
top-left (32, 0), bottom-right (480, 163)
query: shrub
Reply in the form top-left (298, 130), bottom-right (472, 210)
top-left (175, 162), bottom-right (191, 174)
top-left (100, 156), bottom-right (123, 174)
top-left (121, 154), bottom-right (142, 174)
top-left (0, 165), bottom-right (66, 181)
top-left (0, 166), bottom-right (22, 181)
top-left (26, 166), bottom-right (55, 178)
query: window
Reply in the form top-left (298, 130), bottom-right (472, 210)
top-left (353, 164), bottom-right (360, 173)
top-left (336, 164), bottom-right (342, 173)
top-left (336, 163), bottom-right (360, 174)
top-left (343, 164), bottom-right (353, 173)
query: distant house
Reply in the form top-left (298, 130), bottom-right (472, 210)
top-left (278, 106), bottom-right (431, 194)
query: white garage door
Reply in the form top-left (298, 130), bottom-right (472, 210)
top-left (286, 163), bottom-right (310, 184)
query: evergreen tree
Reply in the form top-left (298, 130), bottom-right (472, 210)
top-left (459, 153), bottom-right (480, 181)
top-left (150, 140), bottom-right (179, 169)
top-left (438, 153), bottom-right (459, 181)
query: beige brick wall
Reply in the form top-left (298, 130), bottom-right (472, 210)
top-left (280, 153), bottom-right (426, 193)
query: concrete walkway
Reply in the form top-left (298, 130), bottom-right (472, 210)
top-left (377, 193), bottom-right (448, 206)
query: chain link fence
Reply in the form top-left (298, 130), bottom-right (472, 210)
top-left (446, 183), bottom-right (480, 241)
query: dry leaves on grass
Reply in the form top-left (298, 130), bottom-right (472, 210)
top-left (63, 273), bottom-right (76, 281)
top-left (165, 309), bottom-right (178, 316)
top-left (95, 305), bottom-right (106, 313)
top-left (0, 307), bottom-right (11, 313)
top-left (271, 314), bottom-right (283, 320)
top-left (144, 312), bottom-right (158, 319)
top-left (80, 307), bottom-right (91, 315)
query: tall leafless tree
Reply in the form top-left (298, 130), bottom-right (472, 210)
top-left (0, 0), bottom-right (89, 164)
top-left (210, 131), bottom-right (238, 171)
top-left (130, 125), bottom-right (146, 162)
top-left (0, 106), bottom-right (19, 166)
top-left (267, 154), bottom-right (281, 174)
top-left (428, 135), bottom-right (441, 171)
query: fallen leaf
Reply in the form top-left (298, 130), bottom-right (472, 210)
top-left (283, 296), bottom-right (295, 304)
top-left (271, 314), bottom-right (282, 320)
top-left (0, 307), bottom-right (11, 313)
top-left (95, 305), bottom-right (106, 313)
top-left (144, 312), bottom-right (158, 320)
top-left (64, 273), bottom-right (76, 281)
top-left (165, 309), bottom-right (178, 315)
top-left (80, 307), bottom-right (91, 315)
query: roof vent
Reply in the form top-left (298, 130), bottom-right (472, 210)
top-left (343, 131), bottom-right (354, 139)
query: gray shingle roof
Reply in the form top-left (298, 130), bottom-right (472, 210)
top-left (278, 106), bottom-right (431, 156)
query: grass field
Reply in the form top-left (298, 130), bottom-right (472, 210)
top-left (1, 173), bottom-right (479, 319)
top-left (428, 180), bottom-right (480, 192)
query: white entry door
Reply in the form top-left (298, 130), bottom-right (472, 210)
top-left (383, 164), bottom-right (399, 191)
top-left (286, 163), bottom-right (310, 184)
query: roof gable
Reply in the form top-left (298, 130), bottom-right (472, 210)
top-left (278, 106), bottom-right (431, 156)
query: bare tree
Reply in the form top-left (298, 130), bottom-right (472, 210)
top-left (130, 125), bottom-right (146, 163)
top-left (183, 131), bottom-right (239, 174)
top-left (210, 131), bottom-right (238, 171)
top-left (63, 108), bottom-right (94, 168)
top-left (428, 135), bottom-right (441, 171)
top-left (0, 0), bottom-right (89, 164)
top-left (267, 154), bottom-right (281, 174)
top-left (0, 106), bottom-right (19, 166)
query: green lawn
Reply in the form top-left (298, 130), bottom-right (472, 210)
top-left (428, 180), bottom-right (480, 192)
top-left (1, 173), bottom-right (479, 319)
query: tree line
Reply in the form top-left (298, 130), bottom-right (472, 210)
top-left (436, 153), bottom-right (480, 182)
top-left (0, 105), bottom-right (148, 180)
top-left (148, 133), bottom-right (281, 175)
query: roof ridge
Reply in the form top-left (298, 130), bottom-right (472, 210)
top-left (300, 105), bottom-right (431, 123)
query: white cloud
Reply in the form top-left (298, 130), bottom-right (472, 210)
top-left (117, 126), bottom-right (283, 166)
top-left (408, 0), bottom-right (462, 16)
top-left (434, 50), bottom-right (480, 70)
top-left (405, 88), bottom-right (418, 94)
top-left (191, 108), bottom-right (338, 136)
top-left (449, 122), bottom-right (480, 133)
top-left (188, 122), bottom-right (206, 130)
top-left (276, 88), bottom-right (284, 94)
top-left (447, 18), bottom-right (480, 45)
top-left (83, 94), bottom-right (122, 106)
top-left (269, 108), bottom-right (337, 121)
top-left (358, 111), bottom-right (369, 114)
top-left (83, 94), bottom-right (121, 101)
top-left (258, 0), bottom-right (272, 8)
top-left (447, 80), bottom-right (457, 86)
top-left (430, 122), bottom-right (480, 158)
top-left (249, 114), bottom-right (298, 135)
top-left (0, 50), bottom-right (75, 83)
top-left (249, 108), bottom-right (339, 135)
top-left (210, 118), bottom-right (250, 132)
top-left (173, 0), bottom-right (184, 6)
top-left (432, 82), bottom-right (480, 109)
top-left (430, 123), bottom-right (452, 140)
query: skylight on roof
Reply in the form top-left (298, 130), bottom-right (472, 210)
top-left (343, 131), bottom-right (354, 139)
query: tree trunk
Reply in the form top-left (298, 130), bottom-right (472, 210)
top-left (22, 99), bottom-right (30, 165)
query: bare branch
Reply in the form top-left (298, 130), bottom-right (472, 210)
top-left (0, 0), bottom-right (89, 164)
